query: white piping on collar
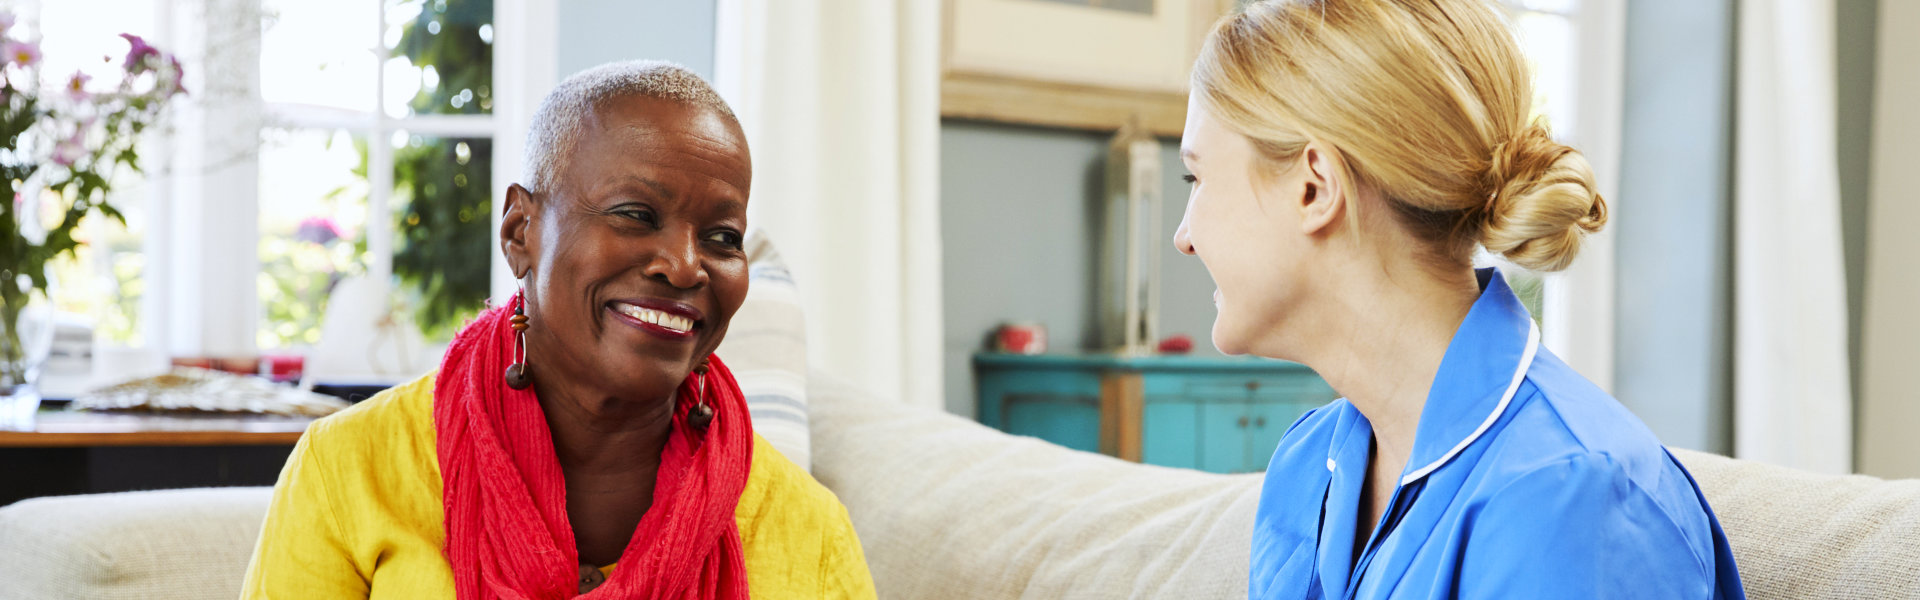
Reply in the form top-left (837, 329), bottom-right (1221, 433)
top-left (1397, 319), bottom-right (1541, 487)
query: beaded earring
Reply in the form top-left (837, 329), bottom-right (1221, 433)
top-left (504, 292), bottom-right (533, 390)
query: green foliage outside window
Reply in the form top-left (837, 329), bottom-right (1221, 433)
top-left (389, 0), bottom-right (493, 339)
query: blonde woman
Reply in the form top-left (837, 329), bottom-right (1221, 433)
top-left (1174, 1), bottom-right (1744, 598)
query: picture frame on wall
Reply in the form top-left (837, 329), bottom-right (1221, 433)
top-left (941, 0), bottom-right (1241, 136)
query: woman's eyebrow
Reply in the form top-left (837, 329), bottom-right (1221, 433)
top-left (602, 175), bottom-right (674, 200)
top-left (710, 199), bottom-right (745, 215)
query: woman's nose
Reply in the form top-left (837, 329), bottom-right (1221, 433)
top-left (645, 229), bottom-right (708, 289)
top-left (1174, 208), bottom-right (1197, 256)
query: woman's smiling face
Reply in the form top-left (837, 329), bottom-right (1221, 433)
top-left (1172, 96), bottom-right (1328, 357)
top-left (503, 95), bottom-right (752, 400)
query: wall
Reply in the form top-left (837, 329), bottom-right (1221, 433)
top-left (1612, 0), bottom-right (1736, 453)
top-left (940, 121), bottom-right (1221, 417)
top-left (557, 0), bottom-right (715, 79)
top-left (1858, 0), bottom-right (1920, 479)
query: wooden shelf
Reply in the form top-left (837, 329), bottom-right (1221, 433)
top-left (940, 72), bottom-right (1189, 137)
top-left (0, 411), bottom-right (314, 447)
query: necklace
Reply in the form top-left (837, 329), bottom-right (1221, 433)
top-left (578, 563), bottom-right (607, 594)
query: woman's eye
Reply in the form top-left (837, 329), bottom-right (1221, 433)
top-left (706, 230), bottom-right (744, 248)
top-left (1182, 174), bottom-right (1198, 184)
top-left (618, 208), bottom-right (657, 225)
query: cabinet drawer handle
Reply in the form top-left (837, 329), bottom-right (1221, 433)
top-left (1245, 380), bottom-right (1261, 392)
top-left (1237, 416), bottom-right (1249, 428)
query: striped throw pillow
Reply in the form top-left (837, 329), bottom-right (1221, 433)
top-left (714, 231), bottom-right (812, 472)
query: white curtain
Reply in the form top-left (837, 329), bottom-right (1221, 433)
top-left (1732, 0), bottom-right (1853, 474)
top-left (712, 0), bottom-right (945, 408)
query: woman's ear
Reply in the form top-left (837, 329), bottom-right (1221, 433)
top-left (500, 183), bottom-right (537, 279)
top-left (1297, 143), bottom-right (1345, 236)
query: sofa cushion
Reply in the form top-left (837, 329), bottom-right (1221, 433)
top-left (808, 371), bottom-right (1261, 599)
top-left (716, 230), bottom-right (813, 471)
top-left (0, 487), bottom-right (273, 600)
top-left (1671, 448), bottom-right (1920, 599)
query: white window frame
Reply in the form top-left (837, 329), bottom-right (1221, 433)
top-left (126, 0), bottom-right (553, 358)
top-left (259, 0), bottom-right (496, 349)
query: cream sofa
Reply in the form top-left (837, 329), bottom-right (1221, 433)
top-left (3, 373), bottom-right (1918, 599)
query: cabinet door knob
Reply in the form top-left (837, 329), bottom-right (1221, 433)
top-left (1237, 416), bottom-right (1249, 428)
top-left (1255, 416), bottom-right (1267, 427)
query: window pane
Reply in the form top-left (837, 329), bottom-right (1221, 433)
top-left (35, 0), bottom-right (155, 91)
top-left (391, 135), bottom-right (491, 340)
top-left (257, 128), bottom-right (370, 349)
top-left (261, 0), bottom-right (378, 112)
top-left (31, 0), bottom-right (161, 344)
top-left (384, 0), bottom-right (493, 117)
top-left (47, 189), bottom-right (147, 345)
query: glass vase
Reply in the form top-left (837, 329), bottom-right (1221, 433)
top-left (0, 289), bottom-right (54, 431)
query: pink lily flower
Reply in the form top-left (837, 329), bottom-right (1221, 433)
top-left (3, 40), bottom-right (39, 68)
top-left (65, 71), bottom-right (91, 102)
top-left (119, 33), bottom-right (158, 73)
top-left (294, 216), bottom-right (346, 245)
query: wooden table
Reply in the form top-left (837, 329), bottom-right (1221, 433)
top-left (0, 409), bottom-right (315, 447)
top-left (0, 409), bottom-right (318, 505)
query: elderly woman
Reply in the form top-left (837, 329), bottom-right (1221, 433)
top-left (243, 61), bottom-right (876, 599)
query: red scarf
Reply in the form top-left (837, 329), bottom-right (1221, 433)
top-left (434, 302), bottom-right (753, 599)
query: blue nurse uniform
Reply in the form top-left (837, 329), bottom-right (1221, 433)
top-left (1250, 269), bottom-right (1745, 599)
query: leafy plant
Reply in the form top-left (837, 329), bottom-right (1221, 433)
top-left (388, 0), bottom-right (493, 338)
top-left (0, 18), bottom-right (183, 381)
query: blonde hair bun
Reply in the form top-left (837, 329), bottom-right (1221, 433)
top-left (1480, 125), bottom-right (1607, 272)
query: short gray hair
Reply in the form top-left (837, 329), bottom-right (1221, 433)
top-left (522, 60), bottom-right (738, 194)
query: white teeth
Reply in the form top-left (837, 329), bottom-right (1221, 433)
top-left (615, 303), bottom-right (693, 333)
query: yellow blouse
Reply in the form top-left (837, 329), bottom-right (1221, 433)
top-left (241, 373), bottom-right (876, 599)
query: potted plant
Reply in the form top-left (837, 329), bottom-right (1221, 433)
top-left (0, 15), bottom-right (184, 426)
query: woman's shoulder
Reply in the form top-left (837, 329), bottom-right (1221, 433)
top-left (736, 433), bottom-right (875, 596)
top-left (739, 434), bottom-right (849, 526)
top-left (1496, 351), bottom-right (1678, 484)
top-left (1480, 352), bottom-right (1719, 541)
top-left (301, 371), bottom-right (439, 462)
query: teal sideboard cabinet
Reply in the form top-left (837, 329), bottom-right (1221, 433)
top-left (974, 353), bottom-right (1340, 474)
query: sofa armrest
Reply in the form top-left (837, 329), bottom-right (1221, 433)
top-left (0, 487), bottom-right (273, 600)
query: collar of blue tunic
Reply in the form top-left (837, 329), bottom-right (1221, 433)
top-left (1329, 267), bottom-right (1541, 487)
